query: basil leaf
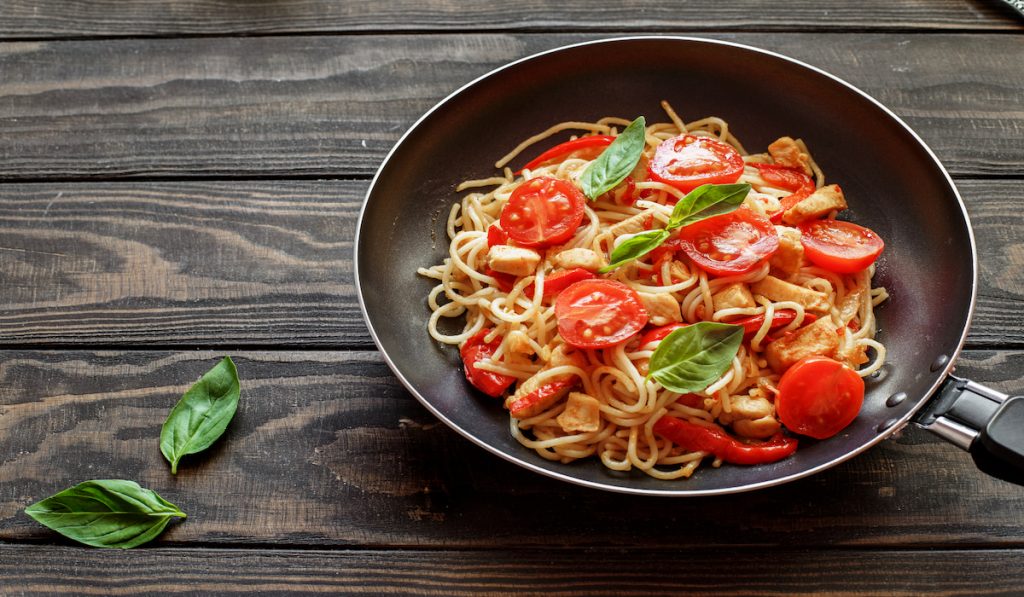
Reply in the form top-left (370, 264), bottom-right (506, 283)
top-left (24, 480), bottom-right (186, 549)
top-left (160, 356), bottom-right (240, 474)
top-left (580, 116), bottom-right (646, 200)
top-left (600, 229), bottom-right (671, 274)
top-left (647, 322), bottom-right (744, 393)
top-left (666, 183), bottom-right (750, 230)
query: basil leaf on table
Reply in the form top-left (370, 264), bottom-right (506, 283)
top-left (647, 322), bottom-right (744, 393)
top-left (160, 356), bottom-right (240, 474)
top-left (600, 229), bottom-right (671, 273)
top-left (580, 116), bottom-right (646, 200)
top-left (666, 183), bottom-right (751, 229)
top-left (24, 479), bottom-right (186, 549)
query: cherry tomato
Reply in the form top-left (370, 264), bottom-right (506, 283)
top-left (776, 356), bottom-right (864, 439)
top-left (800, 219), bottom-right (884, 274)
top-left (555, 279), bottom-right (649, 349)
top-left (677, 208), bottom-right (779, 276)
top-left (648, 135), bottom-right (745, 193)
top-left (460, 329), bottom-right (516, 398)
top-left (653, 415), bottom-right (797, 465)
top-left (638, 323), bottom-right (688, 348)
top-left (500, 177), bottom-right (586, 248)
top-left (486, 224), bottom-right (509, 248)
top-left (518, 135), bottom-right (614, 172)
top-left (752, 163), bottom-right (817, 223)
top-left (523, 267), bottom-right (595, 300)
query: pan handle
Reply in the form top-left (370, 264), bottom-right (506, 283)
top-left (914, 375), bottom-right (1024, 485)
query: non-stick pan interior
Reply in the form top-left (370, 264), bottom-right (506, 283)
top-left (356, 37), bottom-right (975, 495)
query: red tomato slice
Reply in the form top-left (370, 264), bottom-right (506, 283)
top-left (638, 323), bottom-right (688, 348)
top-left (518, 135), bottom-right (614, 173)
top-left (677, 208), bottom-right (779, 276)
top-left (648, 135), bottom-right (745, 193)
top-left (486, 224), bottom-right (509, 248)
top-left (500, 177), bottom-right (586, 248)
top-left (460, 329), bottom-right (516, 398)
top-left (555, 279), bottom-right (649, 349)
top-left (800, 219), bottom-right (884, 274)
top-left (776, 356), bottom-right (864, 439)
top-left (524, 268), bottom-right (596, 300)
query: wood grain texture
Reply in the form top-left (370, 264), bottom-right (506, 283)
top-left (3, 545), bottom-right (1024, 596)
top-left (1, 33), bottom-right (1022, 180)
top-left (2, 349), bottom-right (1023, 549)
top-left (0, 179), bottom-right (1021, 348)
top-left (1, 0), bottom-right (1020, 39)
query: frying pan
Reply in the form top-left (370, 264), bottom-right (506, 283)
top-left (355, 37), bottom-right (1024, 495)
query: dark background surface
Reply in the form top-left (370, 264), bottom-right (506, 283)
top-left (1, 1), bottom-right (1023, 594)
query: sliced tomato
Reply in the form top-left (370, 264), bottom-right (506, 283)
top-left (677, 208), bottom-right (779, 276)
top-left (524, 267), bottom-right (596, 300)
top-left (486, 224), bottom-right (509, 248)
top-left (653, 415), bottom-right (797, 465)
top-left (800, 219), bottom-right (884, 274)
top-left (499, 177), bottom-right (586, 248)
top-left (555, 279), bottom-right (648, 349)
top-left (776, 356), bottom-right (864, 439)
top-left (460, 329), bottom-right (516, 398)
top-left (518, 135), bottom-right (614, 173)
top-left (648, 135), bottom-right (745, 193)
top-left (752, 163), bottom-right (817, 223)
top-left (638, 323), bottom-right (688, 348)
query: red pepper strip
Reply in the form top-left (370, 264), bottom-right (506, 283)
top-left (653, 415), bottom-right (797, 465)
top-left (518, 135), bottom-right (615, 173)
top-left (507, 376), bottom-right (576, 418)
top-left (485, 268), bottom-right (518, 293)
top-left (676, 393), bottom-right (705, 409)
top-left (487, 224), bottom-right (509, 248)
top-left (752, 163), bottom-right (816, 223)
top-left (638, 323), bottom-right (689, 348)
top-left (728, 310), bottom-right (818, 339)
top-left (523, 268), bottom-right (595, 300)
top-left (460, 329), bottom-right (516, 397)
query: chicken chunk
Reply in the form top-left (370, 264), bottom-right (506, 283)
top-left (712, 283), bottom-right (756, 312)
top-left (768, 136), bottom-right (812, 176)
top-left (782, 184), bottom-right (847, 225)
top-left (733, 416), bottom-right (782, 439)
top-left (769, 226), bottom-right (804, 279)
top-left (488, 245), bottom-right (541, 277)
top-left (553, 248), bottom-right (605, 272)
top-left (838, 285), bottom-right (866, 326)
top-left (505, 329), bottom-right (535, 355)
top-left (505, 345), bottom-right (586, 418)
top-left (730, 393), bottom-right (775, 420)
top-left (610, 212), bottom-right (649, 236)
top-left (836, 342), bottom-right (870, 369)
top-left (751, 275), bottom-right (829, 312)
top-left (556, 392), bottom-right (602, 433)
top-left (638, 292), bottom-right (682, 326)
top-left (765, 316), bottom-right (840, 373)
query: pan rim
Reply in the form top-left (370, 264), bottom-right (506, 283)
top-left (354, 35), bottom-right (979, 496)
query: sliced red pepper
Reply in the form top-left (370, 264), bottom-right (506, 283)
top-left (507, 376), bottom-right (576, 418)
top-left (752, 163), bottom-right (816, 223)
top-left (485, 268), bottom-right (518, 293)
top-left (518, 135), bottom-right (615, 173)
top-left (638, 323), bottom-right (689, 347)
top-left (653, 415), bottom-right (797, 465)
top-left (460, 329), bottom-right (516, 398)
top-left (487, 224), bottom-right (509, 248)
top-left (727, 310), bottom-right (818, 339)
top-left (676, 393), bottom-right (706, 409)
top-left (523, 268), bottom-right (596, 300)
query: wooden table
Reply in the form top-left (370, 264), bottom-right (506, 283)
top-left (2, 2), bottom-right (1023, 594)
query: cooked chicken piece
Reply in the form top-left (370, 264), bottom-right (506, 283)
top-left (782, 184), bottom-right (847, 225)
top-left (638, 291), bottom-right (682, 326)
top-left (556, 392), bottom-right (602, 433)
top-left (488, 245), bottom-right (541, 277)
top-left (751, 275), bottom-right (829, 312)
top-left (838, 285), bottom-right (866, 325)
top-left (730, 394), bottom-right (775, 420)
top-left (505, 345), bottom-right (587, 418)
top-left (610, 212), bottom-right (649, 236)
top-left (836, 342), bottom-right (870, 369)
top-left (765, 316), bottom-right (840, 373)
top-left (768, 136), bottom-right (812, 176)
top-left (553, 247), bottom-right (605, 272)
top-left (506, 330), bottom-right (535, 355)
top-left (769, 226), bottom-right (804, 279)
top-left (712, 283), bottom-right (756, 312)
top-left (733, 416), bottom-right (782, 439)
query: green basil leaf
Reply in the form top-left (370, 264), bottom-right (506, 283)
top-left (647, 322), bottom-right (744, 393)
top-left (24, 480), bottom-right (186, 549)
top-left (580, 116), bottom-right (646, 200)
top-left (666, 183), bottom-right (751, 230)
top-left (599, 229), bottom-right (671, 274)
top-left (160, 356), bottom-right (240, 474)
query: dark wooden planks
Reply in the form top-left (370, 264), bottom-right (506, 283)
top-left (0, 179), bottom-right (1021, 348)
top-left (4, 545), bottom-right (1024, 595)
top-left (2, 349), bottom-right (1023, 549)
top-left (1, 33), bottom-right (1022, 180)
top-left (1, 0), bottom-right (1020, 39)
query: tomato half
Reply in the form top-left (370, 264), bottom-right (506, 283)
top-left (555, 279), bottom-right (649, 349)
top-left (486, 223), bottom-right (509, 248)
top-left (460, 329), bottom-right (516, 398)
top-left (518, 135), bottom-right (614, 172)
top-left (648, 135), bottom-right (745, 193)
top-left (800, 219), bottom-right (884, 274)
top-left (677, 208), bottom-right (779, 276)
top-left (776, 356), bottom-right (864, 439)
top-left (500, 177), bottom-right (586, 248)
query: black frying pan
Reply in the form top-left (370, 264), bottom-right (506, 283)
top-left (356, 37), bottom-right (1024, 495)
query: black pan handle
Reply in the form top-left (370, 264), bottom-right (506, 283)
top-left (914, 376), bottom-right (1024, 485)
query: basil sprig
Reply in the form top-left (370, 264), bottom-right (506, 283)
top-left (647, 322), bottom-right (744, 393)
top-left (160, 356), bottom-right (240, 474)
top-left (600, 182), bottom-right (750, 273)
top-left (24, 480), bottom-right (186, 549)
top-left (580, 116), bottom-right (646, 200)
